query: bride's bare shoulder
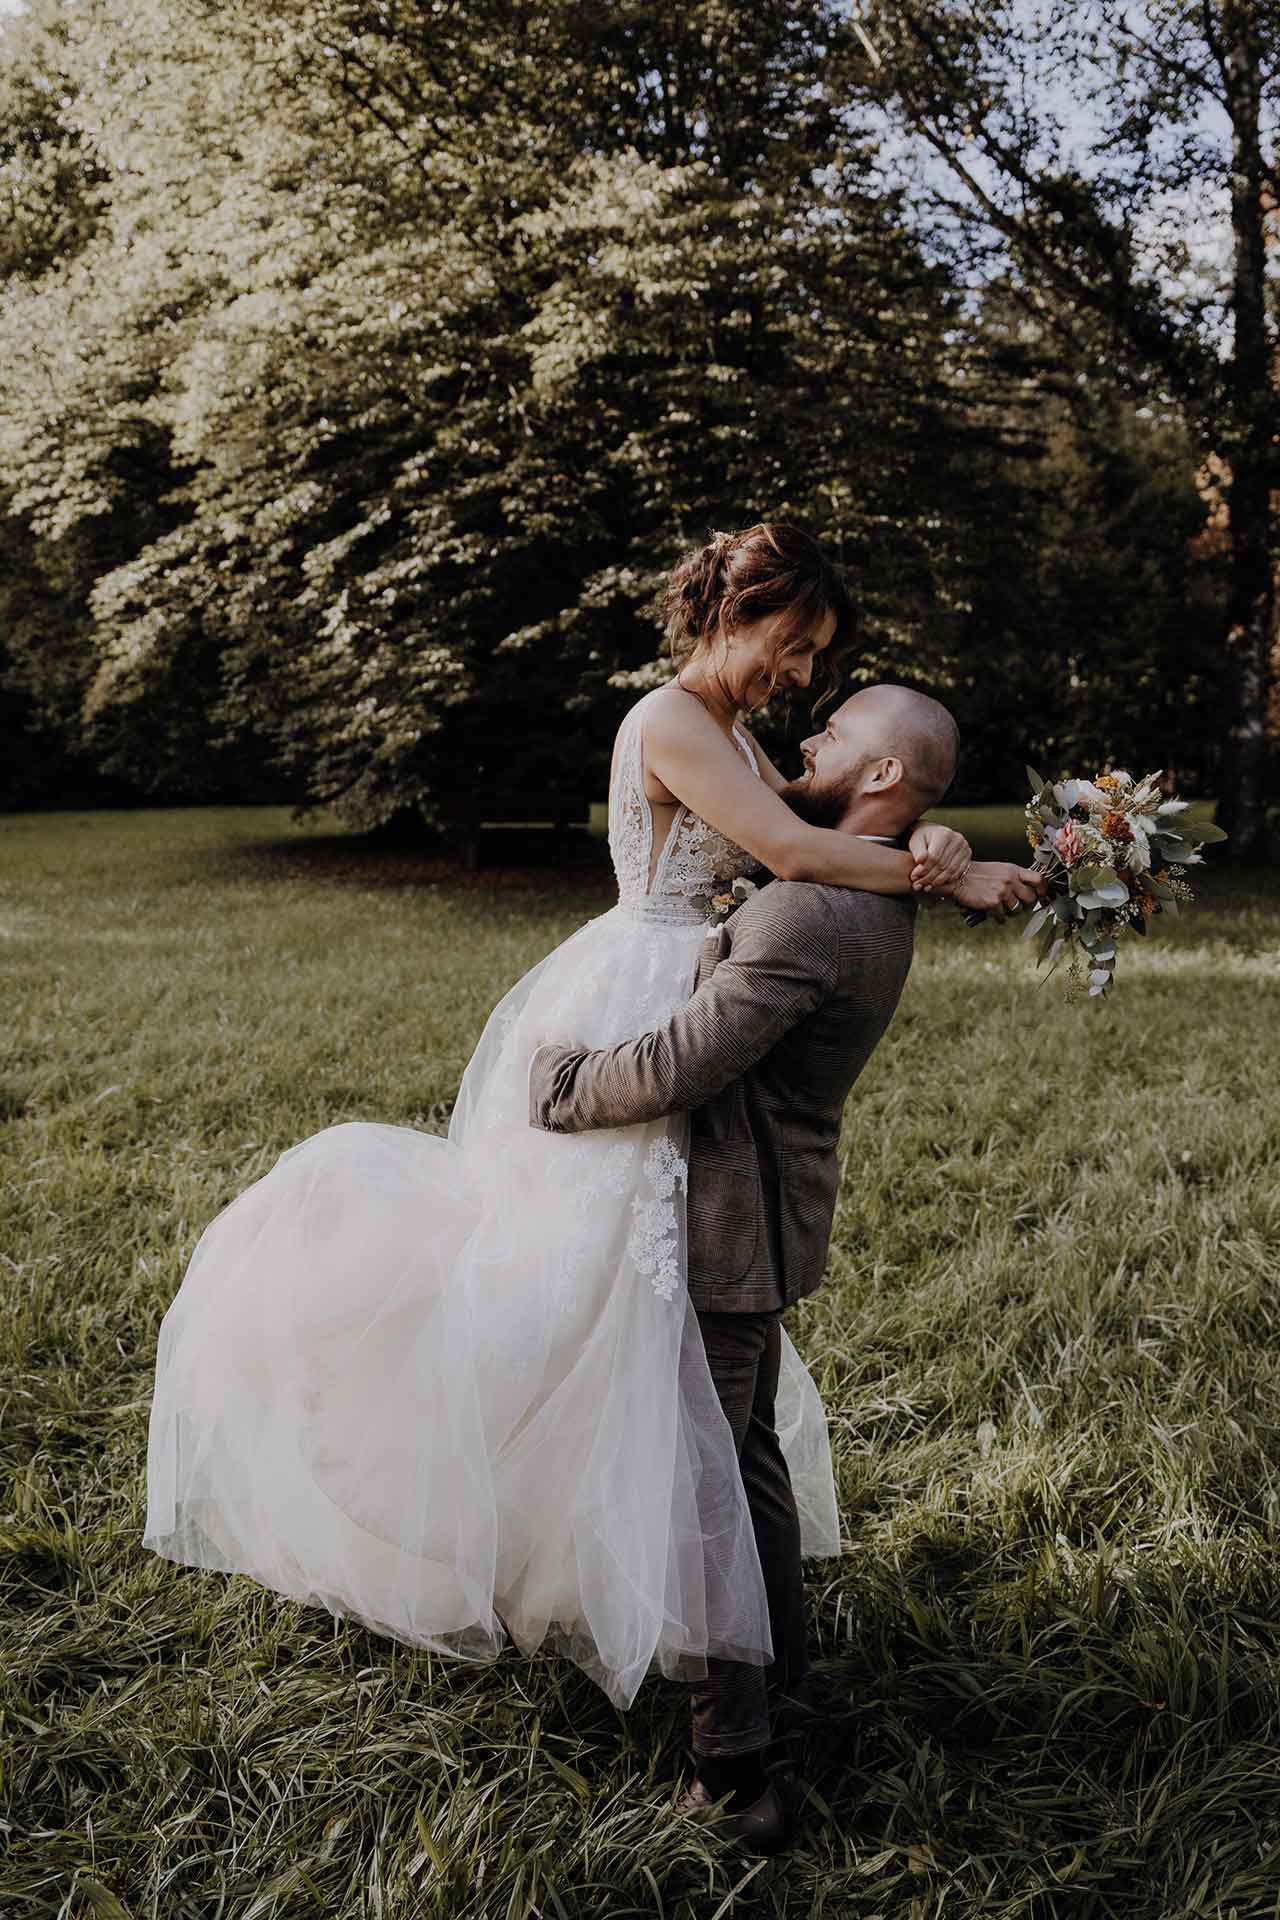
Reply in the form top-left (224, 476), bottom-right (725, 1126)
top-left (640, 690), bottom-right (783, 790)
top-left (637, 683), bottom-right (726, 749)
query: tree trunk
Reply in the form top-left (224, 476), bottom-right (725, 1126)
top-left (1216, 0), bottom-right (1276, 858)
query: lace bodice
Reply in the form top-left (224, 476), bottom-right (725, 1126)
top-left (608, 689), bottom-right (761, 926)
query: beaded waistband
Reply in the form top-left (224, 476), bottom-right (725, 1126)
top-left (616, 896), bottom-right (712, 929)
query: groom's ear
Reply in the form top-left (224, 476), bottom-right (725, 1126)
top-left (868, 753), bottom-right (905, 792)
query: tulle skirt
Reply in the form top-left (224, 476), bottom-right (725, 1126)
top-left (143, 903), bottom-right (840, 1707)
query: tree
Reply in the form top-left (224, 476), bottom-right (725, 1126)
top-left (1, 0), bottom-right (998, 829)
top-left (0, 0), bottom-right (286, 804)
top-left (948, 347), bottom-right (1225, 795)
top-left (0, 0), bottom-right (117, 806)
top-left (0, 0), bottom-right (1237, 824)
top-left (0, 0), bottom-right (109, 280)
top-left (858, 0), bottom-right (1279, 855)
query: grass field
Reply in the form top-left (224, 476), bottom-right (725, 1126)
top-left (3, 803), bottom-right (1280, 1919)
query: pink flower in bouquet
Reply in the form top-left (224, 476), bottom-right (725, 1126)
top-left (1054, 822), bottom-right (1085, 867)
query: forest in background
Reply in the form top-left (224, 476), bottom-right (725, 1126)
top-left (0, 1), bottom-right (1274, 845)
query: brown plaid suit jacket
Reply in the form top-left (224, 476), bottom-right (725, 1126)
top-left (528, 880), bottom-right (917, 1313)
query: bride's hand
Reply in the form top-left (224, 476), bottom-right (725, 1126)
top-left (950, 860), bottom-right (1047, 919)
top-left (908, 822), bottom-right (972, 893)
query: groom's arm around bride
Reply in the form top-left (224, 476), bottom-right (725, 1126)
top-left (529, 873), bottom-right (917, 1313)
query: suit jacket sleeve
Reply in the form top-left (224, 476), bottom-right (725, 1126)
top-left (528, 885), bottom-right (839, 1133)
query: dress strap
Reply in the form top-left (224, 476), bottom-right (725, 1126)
top-left (607, 697), bottom-right (656, 903)
top-left (731, 725), bottom-right (760, 778)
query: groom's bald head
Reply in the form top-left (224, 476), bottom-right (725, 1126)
top-left (851, 685), bottom-right (960, 805)
top-left (783, 684), bottom-right (960, 833)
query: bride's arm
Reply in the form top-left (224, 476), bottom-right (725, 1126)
top-left (645, 698), bottom-right (966, 895)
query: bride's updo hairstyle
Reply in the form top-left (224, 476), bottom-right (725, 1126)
top-left (663, 521), bottom-right (855, 715)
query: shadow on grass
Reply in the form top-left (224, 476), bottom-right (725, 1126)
top-left (221, 831), bottom-right (615, 895)
top-left (785, 1535), bottom-right (1280, 1893)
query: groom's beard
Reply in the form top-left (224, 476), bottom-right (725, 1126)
top-left (778, 769), bottom-right (860, 829)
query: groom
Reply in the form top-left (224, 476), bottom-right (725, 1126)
top-left (529, 685), bottom-right (1042, 1849)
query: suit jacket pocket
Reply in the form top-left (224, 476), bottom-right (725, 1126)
top-left (686, 1139), bottom-right (763, 1287)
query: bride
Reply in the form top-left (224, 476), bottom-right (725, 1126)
top-left (143, 522), bottom-right (970, 1710)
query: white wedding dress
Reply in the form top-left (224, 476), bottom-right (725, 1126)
top-left (143, 688), bottom-right (840, 1708)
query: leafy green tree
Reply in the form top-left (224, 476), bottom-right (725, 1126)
top-left (858, 0), bottom-right (1279, 854)
top-left (1, 0), bottom-right (998, 829)
top-left (0, 0), bottom-right (115, 805)
top-left (885, 286), bottom-right (1227, 801)
top-left (0, 0), bottom-right (1239, 827)
top-left (0, 0), bottom-right (108, 280)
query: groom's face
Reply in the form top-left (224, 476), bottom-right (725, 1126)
top-left (780, 699), bottom-right (877, 827)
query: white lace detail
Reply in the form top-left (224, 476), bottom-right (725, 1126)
top-left (608, 707), bottom-right (654, 906)
top-left (627, 1137), bottom-right (688, 1301)
top-left (595, 1142), bottom-right (635, 1198)
top-left (608, 691), bottom-right (760, 926)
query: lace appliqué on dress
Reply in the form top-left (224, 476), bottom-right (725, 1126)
top-left (627, 1137), bottom-right (688, 1303)
top-left (656, 808), bottom-right (757, 907)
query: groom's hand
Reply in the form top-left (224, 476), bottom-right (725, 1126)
top-left (951, 861), bottom-right (1046, 921)
top-left (526, 885), bottom-right (840, 1136)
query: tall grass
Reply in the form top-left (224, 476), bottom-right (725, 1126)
top-left (3, 804), bottom-right (1279, 1917)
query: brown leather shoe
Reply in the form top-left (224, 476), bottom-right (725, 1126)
top-left (676, 1776), bottom-right (790, 1853)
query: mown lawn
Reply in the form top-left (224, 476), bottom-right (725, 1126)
top-left (3, 803), bottom-right (1279, 1919)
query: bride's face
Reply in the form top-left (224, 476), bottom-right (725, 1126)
top-left (717, 605), bottom-right (837, 711)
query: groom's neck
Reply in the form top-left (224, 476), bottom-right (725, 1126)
top-left (836, 795), bottom-right (921, 841)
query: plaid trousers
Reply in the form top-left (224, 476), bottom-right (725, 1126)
top-left (688, 1308), bottom-right (811, 1758)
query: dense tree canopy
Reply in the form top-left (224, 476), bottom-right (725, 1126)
top-left (0, 0), bottom-right (1252, 836)
top-left (858, 0), bottom-right (1278, 849)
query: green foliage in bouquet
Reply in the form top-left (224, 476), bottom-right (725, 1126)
top-left (1021, 766), bottom-right (1228, 996)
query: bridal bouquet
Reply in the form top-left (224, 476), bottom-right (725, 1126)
top-left (1020, 766), bottom-right (1226, 996)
